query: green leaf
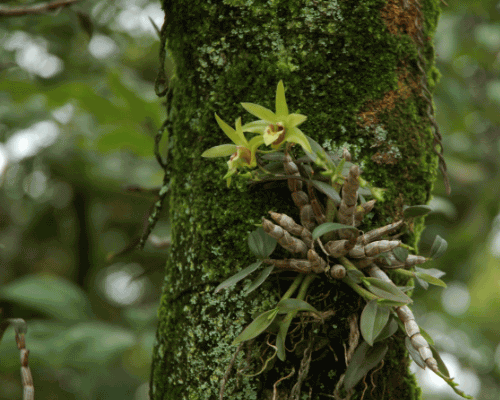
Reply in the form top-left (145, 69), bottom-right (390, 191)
top-left (414, 275), bottom-right (429, 290)
top-left (276, 318), bottom-right (292, 361)
top-left (312, 222), bottom-right (357, 240)
top-left (244, 266), bottom-right (274, 295)
top-left (364, 278), bottom-right (412, 304)
top-left (311, 180), bottom-right (341, 205)
top-left (430, 235), bottom-right (448, 259)
top-left (403, 205), bottom-right (432, 218)
top-left (414, 272), bottom-right (447, 288)
top-left (303, 135), bottom-right (335, 169)
top-left (392, 247), bottom-right (408, 262)
top-left (277, 298), bottom-right (319, 314)
top-left (344, 341), bottom-right (388, 391)
top-left (59, 321), bottom-right (136, 367)
top-left (397, 285), bottom-right (415, 293)
top-left (415, 267), bottom-right (446, 279)
top-left (376, 299), bottom-right (412, 307)
top-left (414, 268), bottom-right (445, 290)
top-left (215, 261), bottom-right (262, 293)
top-left (347, 269), bottom-right (365, 284)
top-left (0, 319), bottom-right (27, 345)
top-left (248, 227), bottom-right (277, 259)
top-left (232, 308), bottom-right (278, 345)
top-left (374, 318), bottom-right (398, 343)
top-left (430, 344), bottom-right (450, 377)
top-left (0, 274), bottom-right (92, 321)
top-left (275, 80), bottom-right (288, 117)
top-left (201, 144), bottom-right (237, 158)
top-left (419, 327), bottom-right (435, 346)
top-left (241, 103), bottom-right (277, 122)
top-left (360, 300), bottom-right (390, 346)
top-left (405, 336), bottom-right (427, 369)
top-left (376, 252), bottom-right (392, 266)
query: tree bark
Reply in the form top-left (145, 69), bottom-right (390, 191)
top-left (150, 0), bottom-right (440, 399)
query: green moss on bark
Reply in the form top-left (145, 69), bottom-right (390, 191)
top-left (151, 0), bottom-right (440, 398)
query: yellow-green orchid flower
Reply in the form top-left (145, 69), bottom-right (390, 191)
top-left (240, 80), bottom-right (312, 154)
top-left (202, 114), bottom-right (264, 185)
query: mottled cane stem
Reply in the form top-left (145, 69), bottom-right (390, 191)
top-left (366, 265), bottom-right (439, 372)
top-left (0, 319), bottom-right (34, 400)
top-left (338, 165), bottom-right (359, 229)
top-left (284, 152), bottom-right (316, 231)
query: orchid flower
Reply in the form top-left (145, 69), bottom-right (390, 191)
top-left (241, 80), bottom-right (312, 154)
top-left (202, 114), bottom-right (264, 185)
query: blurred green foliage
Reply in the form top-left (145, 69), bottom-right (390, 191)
top-left (1, 0), bottom-right (500, 399)
top-left (0, 1), bottom-right (168, 399)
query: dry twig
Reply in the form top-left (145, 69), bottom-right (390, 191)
top-left (0, 0), bottom-right (79, 16)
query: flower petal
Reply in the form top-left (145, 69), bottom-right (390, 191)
top-left (241, 103), bottom-right (277, 123)
top-left (275, 80), bottom-right (288, 118)
top-left (286, 127), bottom-right (313, 153)
top-left (248, 135), bottom-right (265, 165)
top-left (264, 132), bottom-right (281, 146)
top-left (202, 144), bottom-right (238, 158)
top-left (286, 113), bottom-right (307, 128)
top-left (242, 120), bottom-right (268, 134)
top-left (215, 113), bottom-right (247, 146)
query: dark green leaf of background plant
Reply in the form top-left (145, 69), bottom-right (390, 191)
top-left (403, 205), bottom-right (432, 218)
top-left (232, 308), bottom-right (278, 345)
top-left (244, 266), bottom-right (274, 295)
top-left (430, 235), bottom-right (448, 259)
top-left (360, 300), bottom-right (390, 346)
top-left (343, 341), bottom-right (388, 391)
top-left (0, 275), bottom-right (93, 321)
top-left (215, 261), bottom-right (262, 293)
top-left (248, 228), bottom-right (277, 259)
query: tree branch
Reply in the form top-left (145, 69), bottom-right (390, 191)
top-left (0, 0), bottom-right (80, 17)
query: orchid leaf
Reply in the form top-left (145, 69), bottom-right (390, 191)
top-left (232, 308), bottom-right (278, 345)
top-left (215, 261), bottom-right (262, 293)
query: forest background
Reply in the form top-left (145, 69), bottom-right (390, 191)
top-left (0, 0), bottom-right (499, 399)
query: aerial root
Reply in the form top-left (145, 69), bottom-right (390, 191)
top-left (272, 368), bottom-right (295, 400)
top-left (288, 332), bottom-right (315, 400)
top-left (219, 343), bottom-right (243, 400)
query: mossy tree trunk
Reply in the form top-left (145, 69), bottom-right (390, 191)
top-left (150, 1), bottom-right (441, 399)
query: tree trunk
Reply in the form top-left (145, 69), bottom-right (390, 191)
top-left (150, 1), bottom-right (440, 399)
